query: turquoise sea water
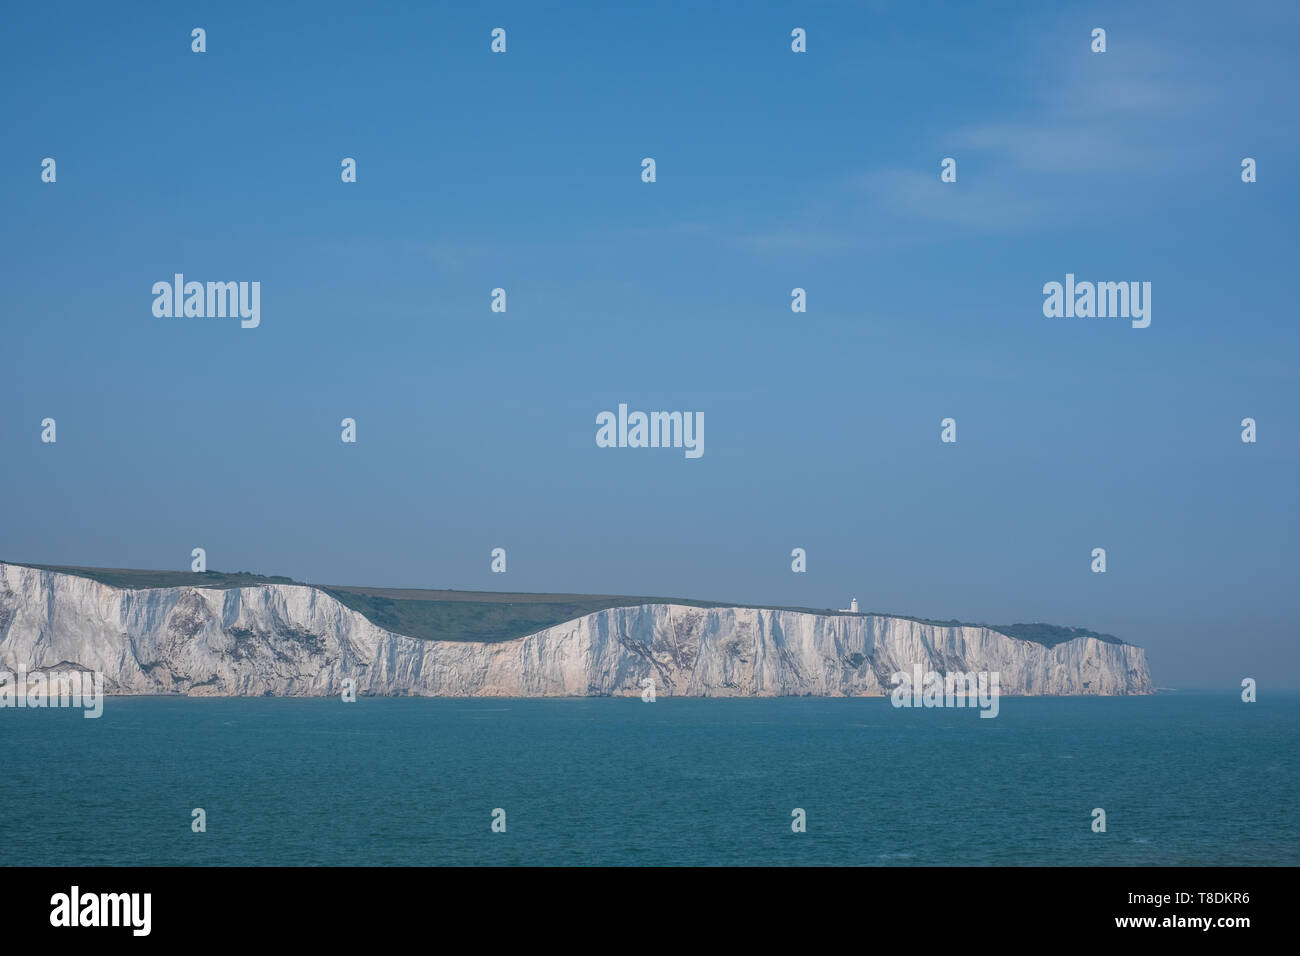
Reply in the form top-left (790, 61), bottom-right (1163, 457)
top-left (1, 691), bottom-right (1295, 866)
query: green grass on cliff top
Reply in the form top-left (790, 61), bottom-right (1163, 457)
top-left (5, 561), bottom-right (1125, 649)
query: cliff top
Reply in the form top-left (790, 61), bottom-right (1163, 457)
top-left (1, 560), bottom-right (1126, 650)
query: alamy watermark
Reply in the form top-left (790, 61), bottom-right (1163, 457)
top-left (1, 668), bottom-right (104, 718)
top-left (890, 664), bottom-right (1000, 718)
top-left (1042, 274), bottom-right (1150, 329)
top-left (152, 274), bottom-right (260, 328)
top-left (596, 403), bottom-right (704, 459)
top-left (50, 886), bottom-right (150, 936)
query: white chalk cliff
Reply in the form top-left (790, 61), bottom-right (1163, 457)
top-left (0, 562), bottom-right (1153, 697)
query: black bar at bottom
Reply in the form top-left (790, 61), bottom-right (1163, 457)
top-left (1, 865), bottom-right (1285, 941)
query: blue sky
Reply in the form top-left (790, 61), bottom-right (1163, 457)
top-left (2, 1), bottom-right (1297, 687)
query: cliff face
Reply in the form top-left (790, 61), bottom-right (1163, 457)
top-left (0, 563), bottom-right (1153, 697)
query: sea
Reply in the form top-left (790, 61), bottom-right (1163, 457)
top-left (2, 691), bottom-right (1295, 866)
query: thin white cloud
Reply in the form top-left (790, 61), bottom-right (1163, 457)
top-left (855, 167), bottom-right (1046, 232)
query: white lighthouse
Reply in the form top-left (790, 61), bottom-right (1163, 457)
top-left (840, 597), bottom-right (859, 613)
